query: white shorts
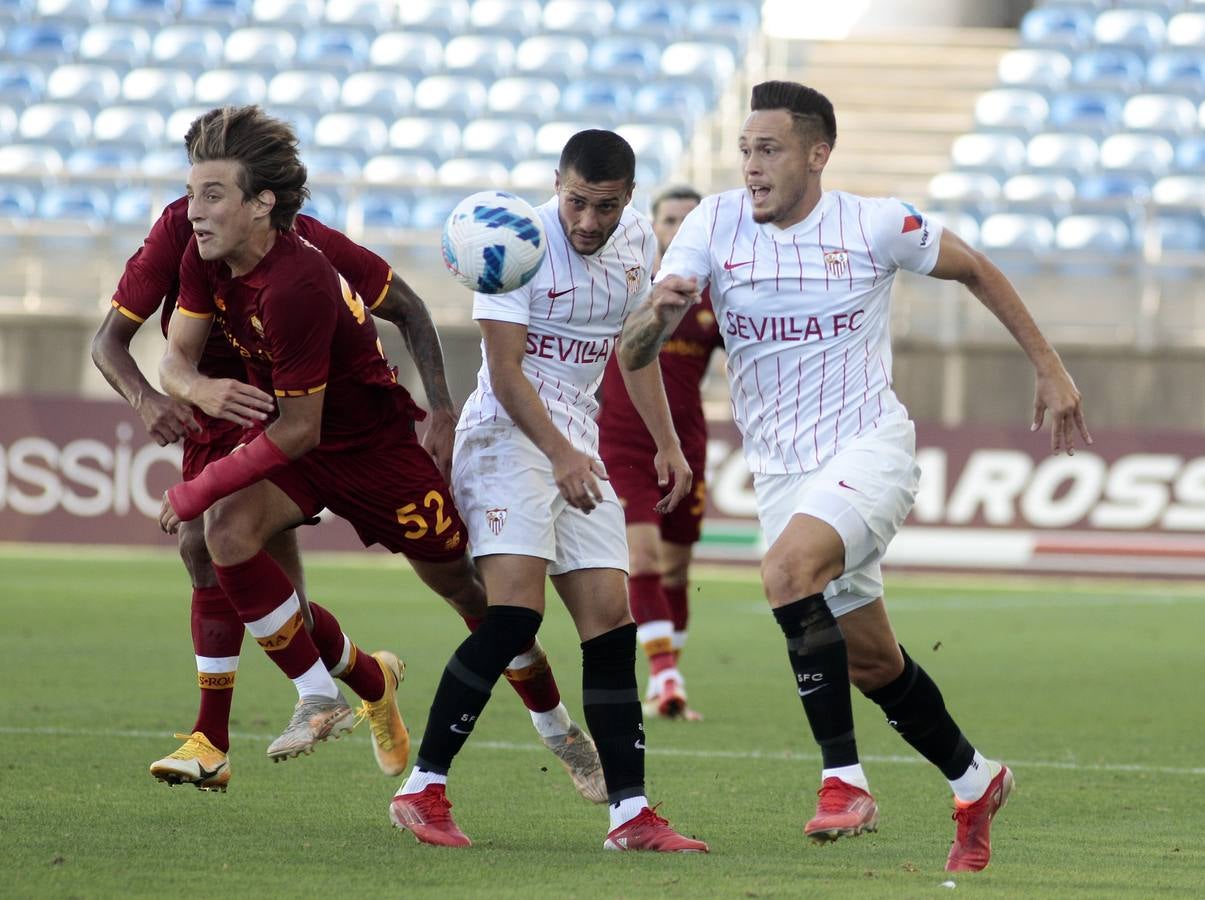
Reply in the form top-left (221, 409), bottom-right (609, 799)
top-left (754, 418), bottom-right (921, 617)
top-left (452, 425), bottom-right (629, 576)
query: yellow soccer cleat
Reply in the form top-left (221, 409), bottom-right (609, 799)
top-left (356, 650), bottom-right (410, 776)
top-left (149, 732), bottom-right (231, 792)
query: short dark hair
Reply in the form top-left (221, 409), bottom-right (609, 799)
top-left (558, 129), bottom-right (636, 186)
top-left (184, 106), bottom-right (309, 230)
top-left (651, 185), bottom-right (702, 218)
top-left (750, 81), bottom-right (837, 149)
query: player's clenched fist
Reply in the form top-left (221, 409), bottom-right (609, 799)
top-left (137, 391), bottom-right (200, 446)
top-left (650, 275), bottom-right (701, 323)
top-left (191, 377), bottom-right (275, 427)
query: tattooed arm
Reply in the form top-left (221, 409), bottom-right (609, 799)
top-left (618, 274), bottom-right (700, 370)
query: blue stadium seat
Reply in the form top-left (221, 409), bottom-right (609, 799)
top-left (1001, 173), bottom-right (1077, 216)
top-left (1070, 48), bottom-right (1146, 92)
top-left (193, 68), bottom-right (267, 106)
top-left (340, 71), bottom-right (413, 119)
top-left (1026, 131), bottom-right (1100, 173)
top-left (65, 144), bottom-right (142, 174)
top-left (1075, 172), bottom-right (1151, 204)
top-left (362, 153), bottom-right (436, 184)
top-left (1173, 135), bottom-right (1205, 173)
top-left (979, 212), bottom-right (1056, 252)
top-left (224, 26), bottom-right (297, 69)
top-left (0, 0), bottom-right (34, 27)
top-left (0, 143), bottom-right (64, 175)
top-left (1151, 174), bottom-right (1205, 206)
top-left (18, 102), bottom-right (91, 147)
top-left (0, 181), bottom-right (38, 219)
top-left (543, 0), bottom-right (615, 36)
top-left (514, 34), bottom-right (590, 84)
top-left (1147, 212), bottom-right (1205, 253)
top-left (323, 0), bottom-right (396, 33)
top-left (77, 22), bottom-right (150, 70)
top-left (1055, 213), bottom-right (1133, 253)
top-left (413, 75), bottom-right (488, 123)
top-left (687, 1), bottom-right (761, 53)
top-left (460, 118), bottom-right (535, 168)
top-left (616, 122), bottom-right (683, 182)
top-left (368, 31), bottom-right (444, 79)
top-left (437, 157), bottom-right (510, 188)
top-left (92, 105), bottom-right (164, 149)
top-left (590, 37), bottom-right (662, 81)
top-left (407, 192), bottom-right (462, 229)
top-left (1093, 8), bottom-right (1166, 57)
top-left (996, 48), bottom-right (1072, 92)
top-left (164, 106), bottom-right (208, 143)
top-left (974, 88), bottom-right (1050, 134)
top-left (928, 170), bottom-right (1002, 216)
top-left (1019, 6), bottom-right (1095, 50)
top-left (0, 62), bottom-right (46, 107)
top-left (251, 0), bottom-right (322, 31)
top-left (180, 0), bottom-right (251, 28)
top-left (37, 0), bottom-right (102, 25)
top-left (444, 34), bottom-right (516, 82)
top-left (632, 79), bottom-right (706, 133)
top-left (150, 25), bottom-right (225, 73)
top-left (1123, 93), bottom-right (1198, 135)
top-left (387, 116), bottom-right (461, 163)
top-left (1166, 11), bottom-right (1205, 47)
top-left (510, 157), bottom-right (556, 191)
top-left (486, 76), bottom-right (560, 125)
top-left (1048, 90), bottom-right (1124, 135)
top-left (397, 0), bottom-right (469, 41)
top-left (1147, 50), bottom-right (1205, 100)
top-left (264, 107), bottom-right (314, 145)
top-left (535, 120), bottom-right (596, 157)
top-left (104, 0), bottom-right (174, 25)
top-left (1099, 132), bottom-right (1175, 175)
top-left (560, 79), bottom-right (632, 126)
top-left (267, 70), bottom-right (342, 115)
top-left (295, 28), bottom-right (371, 75)
top-left (660, 41), bottom-right (736, 100)
top-left (46, 62), bottom-right (121, 111)
top-left (139, 146), bottom-right (188, 176)
top-left (299, 188), bottom-right (346, 228)
top-left (110, 184), bottom-right (154, 225)
top-left (121, 67), bottom-right (192, 108)
top-left (928, 209), bottom-right (980, 246)
top-left (7, 20), bottom-right (79, 62)
top-left (360, 189), bottom-right (415, 229)
top-left (468, 0), bottom-right (543, 40)
top-left (614, 0), bottom-right (687, 38)
top-left (38, 183), bottom-right (110, 222)
top-left (950, 132), bottom-right (1027, 178)
top-left (303, 147), bottom-right (362, 178)
top-left (313, 111), bottom-right (389, 161)
top-left (0, 104), bottom-right (16, 142)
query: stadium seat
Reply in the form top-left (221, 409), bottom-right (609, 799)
top-left (0, 104), bottom-right (16, 143)
top-left (1069, 48), bottom-right (1146, 92)
top-left (0, 62), bottom-right (46, 107)
top-left (687, 1), bottom-right (761, 53)
top-left (1151, 174), bottom-right (1205, 206)
top-left (1075, 172), bottom-right (1151, 204)
top-left (120, 67), bottom-right (193, 108)
top-left (180, 0), bottom-right (251, 28)
top-left (535, 120), bottom-right (596, 158)
top-left (37, 183), bottom-right (110, 222)
top-left (265, 108), bottom-right (314, 145)
top-left (1173, 135), bottom-right (1205, 173)
top-left (614, 0), bottom-right (687, 38)
top-left (974, 88), bottom-right (1050, 134)
top-left (300, 188), bottom-right (345, 227)
top-left (460, 119), bottom-right (535, 168)
top-left (560, 79), bottom-right (633, 126)
top-left (397, 0), bottom-right (469, 41)
top-left (341, 71), bottom-right (413, 119)
top-left (1048, 90), bottom-right (1124, 135)
top-left (407, 192), bottom-right (462, 229)
top-left (45, 62), bottom-right (120, 111)
top-left (928, 170), bottom-right (1002, 215)
top-left (437, 157), bottom-right (510, 188)
top-left (632, 79), bottom-right (707, 133)
top-left (0, 0), bottom-right (34, 27)
top-left (616, 121), bottom-right (683, 182)
top-left (510, 157), bottom-right (556, 191)
top-left (223, 26), bottom-right (297, 69)
top-left (660, 41), bottom-right (736, 99)
top-left (251, 0), bottom-right (323, 31)
top-left (543, 0), bottom-right (615, 36)
top-left (303, 147), bottom-right (362, 178)
top-left (468, 0), bottom-right (543, 40)
top-left (64, 144), bottom-right (142, 174)
top-left (164, 105), bottom-right (208, 143)
top-left (193, 68), bottom-right (267, 106)
top-left (413, 75), bottom-right (488, 123)
top-left (1123, 93), bottom-right (1199, 135)
top-left (313, 111), bottom-right (389, 161)
top-left (1166, 11), bottom-right (1205, 46)
top-left (323, 0), bottom-right (397, 32)
top-left (37, 0), bottom-right (102, 25)
top-left (1055, 213), bottom-right (1133, 253)
top-left (1146, 50), bottom-right (1205, 100)
top-left (996, 48), bottom-right (1072, 92)
top-left (77, 22), bottom-right (150, 70)
top-left (149, 25), bottom-right (225, 74)
top-left (0, 143), bottom-right (64, 176)
top-left (1019, 6), bottom-right (1095, 50)
top-left (1001, 173), bottom-right (1077, 216)
top-left (360, 189), bottom-right (415, 229)
top-left (103, 0), bottom-right (174, 26)
top-left (368, 32), bottom-right (444, 79)
top-left (18, 102), bottom-right (91, 148)
top-left (1099, 132), bottom-right (1175, 175)
top-left (91, 105), bottom-right (164, 149)
top-left (296, 28), bottom-right (372, 75)
top-left (0, 181), bottom-right (38, 219)
top-left (978, 212), bottom-right (1056, 252)
top-left (486, 76), bottom-right (561, 125)
top-left (267, 70), bottom-right (342, 115)
top-left (139, 146), bottom-right (188, 176)
top-left (927, 209), bottom-right (980, 246)
top-left (950, 132), bottom-right (1027, 177)
top-left (110, 184), bottom-right (153, 225)
top-left (444, 34), bottom-right (516, 82)
top-left (1093, 9), bottom-right (1166, 57)
top-left (590, 37), bottom-right (662, 81)
top-left (1147, 212), bottom-right (1205, 253)
top-left (1026, 131), bottom-right (1100, 173)
top-left (362, 153), bottom-right (436, 184)
top-left (7, 21), bottom-right (79, 62)
top-left (514, 35), bottom-right (591, 84)
top-left (387, 116), bottom-right (461, 163)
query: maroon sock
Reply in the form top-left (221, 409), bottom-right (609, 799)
top-left (628, 573), bottom-right (671, 624)
top-left (308, 600), bottom-right (385, 702)
top-left (664, 582), bottom-right (690, 634)
top-left (190, 585), bottom-right (242, 752)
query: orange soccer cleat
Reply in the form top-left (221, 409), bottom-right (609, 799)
top-left (946, 763), bottom-right (1014, 872)
top-left (603, 806), bottom-right (709, 853)
top-left (804, 777), bottom-right (880, 843)
top-left (390, 784), bottom-right (472, 848)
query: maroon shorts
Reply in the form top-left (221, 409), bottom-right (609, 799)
top-left (606, 453), bottom-right (707, 545)
top-left (267, 417), bottom-right (467, 562)
top-left (181, 414), bottom-right (244, 481)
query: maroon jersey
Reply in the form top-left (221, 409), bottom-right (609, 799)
top-left (177, 229), bottom-right (420, 451)
top-left (598, 290), bottom-right (722, 471)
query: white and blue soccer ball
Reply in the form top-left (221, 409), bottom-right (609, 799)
top-left (441, 191), bottom-right (547, 294)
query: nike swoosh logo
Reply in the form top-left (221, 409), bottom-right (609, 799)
top-left (838, 480), bottom-right (860, 492)
top-left (197, 760), bottom-right (227, 781)
top-left (799, 685), bottom-right (826, 697)
top-left (634, 740), bottom-right (646, 750)
top-left (547, 288), bottom-right (575, 299)
top-left (450, 724), bottom-right (473, 734)
top-left (723, 260), bottom-right (753, 270)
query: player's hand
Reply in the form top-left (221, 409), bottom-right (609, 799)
top-left (191, 377), bottom-right (275, 427)
top-left (653, 443), bottom-right (693, 514)
top-left (136, 390), bottom-right (199, 445)
top-left (422, 407), bottom-right (457, 483)
top-left (551, 445), bottom-right (608, 513)
top-left (651, 275), bottom-right (701, 325)
top-left (159, 491), bottom-right (182, 534)
top-left (1032, 364), bottom-right (1092, 455)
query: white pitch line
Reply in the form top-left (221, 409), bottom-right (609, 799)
top-left (2, 726), bottom-right (1202, 777)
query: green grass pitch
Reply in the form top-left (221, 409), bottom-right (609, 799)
top-left (2, 546), bottom-right (1202, 898)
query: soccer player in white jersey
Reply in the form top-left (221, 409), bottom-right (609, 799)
top-left (390, 130), bottom-right (709, 853)
top-left (620, 82), bottom-right (1091, 872)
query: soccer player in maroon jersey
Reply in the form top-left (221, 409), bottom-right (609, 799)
top-left (598, 186), bottom-right (723, 720)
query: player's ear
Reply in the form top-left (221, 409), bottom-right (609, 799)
top-left (553, 169), bottom-right (561, 193)
top-left (808, 141), bottom-right (831, 172)
top-left (253, 190), bottom-right (276, 219)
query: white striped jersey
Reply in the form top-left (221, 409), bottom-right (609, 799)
top-left (458, 196), bottom-right (656, 454)
top-left (657, 188), bottom-right (943, 474)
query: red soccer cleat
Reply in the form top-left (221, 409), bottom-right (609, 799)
top-left (603, 806), bottom-right (709, 853)
top-left (804, 777), bottom-right (880, 843)
top-left (389, 784), bottom-right (472, 848)
top-left (946, 763), bottom-right (1014, 872)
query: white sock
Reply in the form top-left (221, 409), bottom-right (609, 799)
top-left (822, 763), bottom-right (870, 792)
top-left (609, 795), bottom-right (648, 830)
top-left (530, 702), bottom-right (572, 738)
top-left (950, 751), bottom-right (994, 803)
top-left (291, 658), bottom-right (341, 700)
top-left (327, 633), bottom-right (353, 677)
top-left (672, 630), bottom-right (687, 651)
top-left (507, 643), bottom-right (543, 670)
top-left (399, 767), bottom-right (447, 796)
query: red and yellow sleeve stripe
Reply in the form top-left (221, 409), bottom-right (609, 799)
top-left (110, 299), bottom-right (146, 324)
top-left (274, 383), bottom-right (327, 398)
top-left (176, 305), bottom-right (214, 320)
top-left (368, 269), bottom-right (393, 311)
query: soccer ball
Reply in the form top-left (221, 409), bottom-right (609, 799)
top-left (441, 191), bottom-right (547, 294)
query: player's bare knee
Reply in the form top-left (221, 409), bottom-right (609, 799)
top-left (203, 501), bottom-right (261, 566)
top-left (177, 520), bottom-right (217, 587)
top-left (848, 644), bottom-right (905, 693)
top-left (760, 549), bottom-right (838, 606)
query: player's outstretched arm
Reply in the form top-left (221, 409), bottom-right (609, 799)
top-left (371, 273), bottom-right (457, 480)
top-left (92, 309), bottom-right (198, 445)
top-left (618, 275), bottom-right (700, 370)
top-left (928, 228), bottom-right (1092, 455)
top-left (616, 352), bottom-right (692, 513)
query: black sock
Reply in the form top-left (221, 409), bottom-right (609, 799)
top-left (581, 623), bottom-right (645, 804)
top-left (414, 604), bottom-right (542, 775)
top-left (772, 594), bottom-right (858, 769)
top-left (864, 645), bottom-right (974, 780)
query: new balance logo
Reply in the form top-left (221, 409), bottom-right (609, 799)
top-left (723, 259), bottom-right (753, 270)
top-left (547, 287), bottom-right (575, 299)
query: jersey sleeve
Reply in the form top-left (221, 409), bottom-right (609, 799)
top-left (111, 198), bottom-right (192, 323)
top-left (472, 279), bottom-right (535, 328)
top-left (175, 238), bottom-right (216, 319)
top-left (294, 214), bottom-right (393, 311)
top-left (869, 197), bottom-right (944, 275)
top-left (259, 266), bottom-right (338, 397)
top-left (655, 195), bottom-right (718, 291)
